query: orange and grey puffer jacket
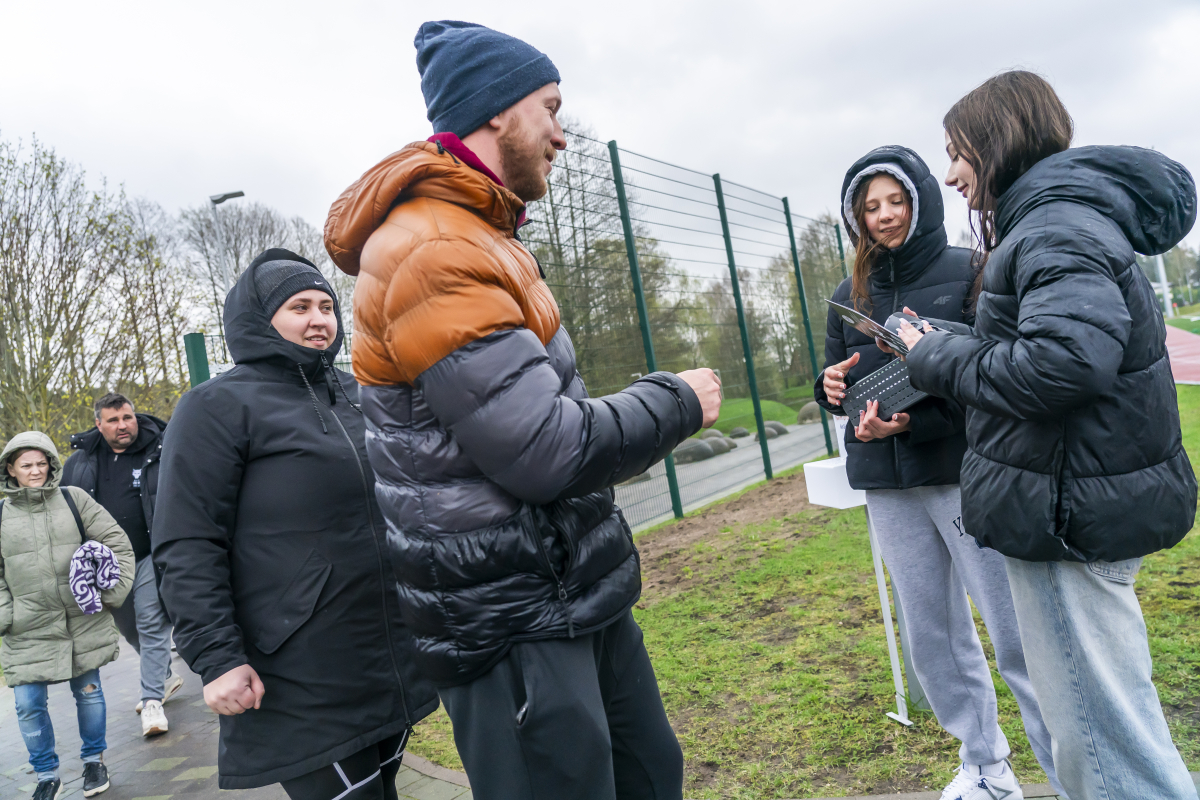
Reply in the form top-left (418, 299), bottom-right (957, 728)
top-left (325, 141), bottom-right (702, 686)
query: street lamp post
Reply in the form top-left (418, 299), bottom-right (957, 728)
top-left (209, 191), bottom-right (244, 292)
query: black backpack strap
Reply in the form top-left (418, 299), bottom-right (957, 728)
top-left (60, 488), bottom-right (87, 543)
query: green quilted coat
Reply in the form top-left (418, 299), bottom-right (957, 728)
top-left (0, 431), bottom-right (134, 686)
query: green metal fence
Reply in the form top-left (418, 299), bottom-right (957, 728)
top-left (182, 131), bottom-right (850, 530)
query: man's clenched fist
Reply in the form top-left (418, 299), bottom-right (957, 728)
top-left (204, 664), bottom-right (265, 715)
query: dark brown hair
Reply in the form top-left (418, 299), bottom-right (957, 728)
top-left (944, 70), bottom-right (1073, 275)
top-left (849, 173), bottom-right (912, 312)
top-left (94, 392), bottom-right (135, 420)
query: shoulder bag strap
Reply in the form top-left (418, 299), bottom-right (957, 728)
top-left (60, 488), bottom-right (87, 543)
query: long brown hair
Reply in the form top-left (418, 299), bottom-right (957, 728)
top-left (944, 70), bottom-right (1073, 283)
top-left (849, 173), bottom-right (911, 312)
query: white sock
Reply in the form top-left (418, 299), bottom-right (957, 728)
top-left (976, 760), bottom-right (1009, 777)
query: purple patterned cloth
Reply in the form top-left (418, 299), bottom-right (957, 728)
top-left (69, 540), bottom-right (120, 614)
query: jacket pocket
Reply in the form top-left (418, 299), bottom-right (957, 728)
top-left (246, 548), bottom-right (332, 655)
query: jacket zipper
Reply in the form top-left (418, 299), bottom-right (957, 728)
top-left (531, 512), bottom-right (575, 637)
top-left (889, 254), bottom-right (904, 489)
top-left (326, 405), bottom-right (412, 723)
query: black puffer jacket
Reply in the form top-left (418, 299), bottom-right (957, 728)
top-left (365, 328), bottom-right (702, 687)
top-left (153, 249), bottom-right (436, 789)
top-left (908, 146), bottom-right (1198, 562)
top-left (63, 413), bottom-right (166, 556)
top-left (815, 145), bottom-right (975, 489)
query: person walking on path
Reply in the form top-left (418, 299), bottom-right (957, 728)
top-left (1, 431), bottom-right (135, 800)
top-left (63, 394), bottom-right (182, 738)
top-left (152, 249), bottom-right (438, 798)
top-left (897, 70), bottom-right (1198, 799)
top-left (324, 20), bottom-right (722, 800)
top-left (816, 146), bottom-right (1060, 800)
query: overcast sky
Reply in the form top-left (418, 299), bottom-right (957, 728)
top-left (3, 0), bottom-right (1198, 249)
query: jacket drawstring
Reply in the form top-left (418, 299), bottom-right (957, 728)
top-left (322, 354), bottom-right (362, 414)
top-left (298, 364), bottom-right (328, 434)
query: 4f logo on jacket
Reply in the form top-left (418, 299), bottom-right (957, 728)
top-left (932, 295), bottom-right (953, 305)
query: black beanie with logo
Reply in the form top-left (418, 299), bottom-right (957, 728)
top-left (254, 260), bottom-right (335, 319)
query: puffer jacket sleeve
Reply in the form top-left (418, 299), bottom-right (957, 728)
top-left (418, 328), bottom-right (703, 506)
top-left (908, 250), bottom-right (1130, 420)
top-left (152, 389), bottom-right (250, 684)
top-left (0, 546), bottom-right (11, 636)
top-left (814, 302), bottom-right (849, 416)
top-left (70, 488), bottom-right (135, 608)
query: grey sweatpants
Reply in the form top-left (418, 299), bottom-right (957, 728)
top-left (111, 556), bottom-right (174, 702)
top-left (867, 485), bottom-right (1060, 791)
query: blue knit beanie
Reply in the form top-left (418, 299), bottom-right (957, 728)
top-left (415, 20), bottom-right (561, 138)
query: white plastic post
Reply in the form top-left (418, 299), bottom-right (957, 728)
top-left (867, 509), bottom-right (912, 726)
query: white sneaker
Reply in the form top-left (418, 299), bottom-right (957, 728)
top-left (940, 760), bottom-right (1023, 800)
top-left (141, 700), bottom-right (168, 737)
top-left (136, 673), bottom-right (184, 713)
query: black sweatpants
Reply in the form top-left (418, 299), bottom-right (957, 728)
top-left (440, 611), bottom-right (684, 800)
top-left (280, 730), bottom-right (408, 800)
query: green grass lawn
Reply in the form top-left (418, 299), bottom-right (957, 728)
top-left (408, 389), bottom-right (1200, 796)
top-left (700, 397), bottom-right (800, 437)
top-left (1167, 316), bottom-right (1200, 335)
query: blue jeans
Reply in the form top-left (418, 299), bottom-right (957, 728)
top-left (1004, 556), bottom-right (1198, 800)
top-left (13, 669), bottom-right (107, 777)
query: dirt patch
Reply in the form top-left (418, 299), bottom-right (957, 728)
top-left (637, 470), bottom-right (821, 604)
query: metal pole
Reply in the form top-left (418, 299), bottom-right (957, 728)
top-left (209, 200), bottom-right (231, 292)
top-left (610, 141), bottom-right (684, 519)
top-left (867, 508), bottom-right (913, 727)
top-left (713, 174), bottom-right (772, 480)
top-left (834, 222), bottom-right (849, 280)
top-left (183, 332), bottom-right (211, 387)
top-left (1156, 253), bottom-right (1174, 318)
top-left (783, 198), bottom-right (834, 457)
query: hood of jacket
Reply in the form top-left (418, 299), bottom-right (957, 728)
top-left (2, 431), bottom-right (63, 493)
top-left (996, 145), bottom-right (1197, 255)
top-left (69, 413), bottom-right (167, 458)
top-left (324, 141), bottom-right (526, 277)
top-left (840, 145), bottom-right (950, 290)
top-left (223, 248), bottom-right (345, 378)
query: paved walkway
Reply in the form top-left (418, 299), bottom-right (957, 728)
top-left (1167, 322), bottom-right (1200, 383)
top-left (0, 645), bottom-right (470, 800)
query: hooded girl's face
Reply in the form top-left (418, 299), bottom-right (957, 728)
top-left (7, 448), bottom-right (49, 488)
top-left (862, 174), bottom-right (912, 249)
top-left (270, 289), bottom-right (338, 350)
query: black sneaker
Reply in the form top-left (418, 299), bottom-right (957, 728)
top-left (31, 779), bottom-right (61, 800)
top-left (82, 762), bottom-right (110, 796)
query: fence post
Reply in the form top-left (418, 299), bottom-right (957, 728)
top-left (834, 222), bottom-right (849, 279)
top-left (713, 173), bottom-right (772, 480)
top-left (183, 332), bottom-right (210, 388)
top-left (609, 140), bottom-right (685, 519)
top-left (783, 198), bottom-right (834, 457)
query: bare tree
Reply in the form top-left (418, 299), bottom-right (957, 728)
top-left (179, 202), bottom-right (353, 335)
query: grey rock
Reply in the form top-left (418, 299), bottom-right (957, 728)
top-left (673, 439), bottom-right (716, 464)
top-left (706, 437), bottom-right (732, 455)
top-left (724, 437), bottom-right (738, 449)
top-left (729, 427), bottom-right (750, 438)
top-left (754, 427), bottom-right (780, 442)
top-left (797, 401), bottom-right (822, 424)
top-left (765, 420), bottom-right (789, 436)
top-left (700, 429), bottom-right (726, 440)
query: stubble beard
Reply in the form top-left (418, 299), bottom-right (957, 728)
top-left (499, 119), bottom-right (553, 203)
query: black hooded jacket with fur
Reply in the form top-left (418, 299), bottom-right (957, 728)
top-left (815, 145), bottom-right (976, 490)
